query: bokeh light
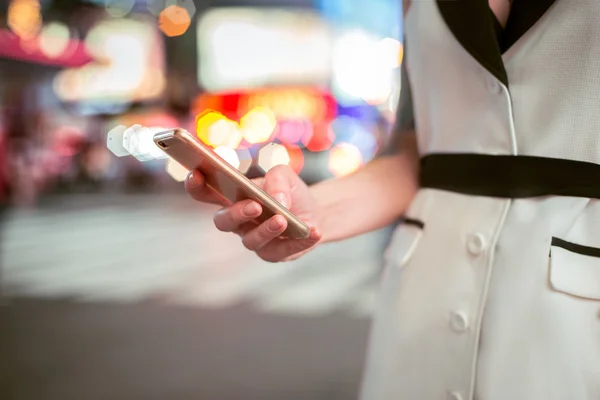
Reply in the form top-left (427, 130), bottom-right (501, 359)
top-left (240, 107), bottom-right (277, 144)
top-left (330, 116), bottom-right (378, 160)
top-left (8, 0), bottom-right (42, 40)
top-left (106, 125), bottom-right (130, 157)
top-left (328, 143), bottom-right (363, 177)
top-left (257, 143), bottom-right (290, 173)
top-left (214, 146), bottom-right (240, 169)
top-left (236, 148), bottom-right (253, 174)
top-left (302, 123), bottom-right (335, 152)
top-left (208, 119), bottom-right (242, 149)
top-left (243, 90), bottom-right (326, 122)
top-left (276, 120), bottom-right (312, 145)
top-left (122, 125), bottom-right (168, 161)
top-left (104, 0), bottom-right (135, 18)
top-left (54, 18), bottom-right (164, 103)
top-left (165, 158), bottom-right (188, 182)
top-left (197, 8), bottom-right (330, 92)
top-left (377, 38), bottom-right (403, 69)
top-left (196, 111), bottom-right (242, 148)
top-left (159, 5), bottom-right (191, 37)
top-left (149, 0), bottom-right (196, 18)
top-left (38, 22), bottom-right (71, 59)
top-left (284, 144), bottom-right (304, 174)
top-left (332, 31), bottom-right (398, 105)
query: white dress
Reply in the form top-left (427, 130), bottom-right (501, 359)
top-left (360, 1), bottom-right (600, 399)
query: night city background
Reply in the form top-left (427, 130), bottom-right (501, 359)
top-left (0, 0), bottom-right (404, 398)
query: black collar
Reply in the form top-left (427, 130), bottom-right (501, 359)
top-left (436, 0), bottom-right (557, 86)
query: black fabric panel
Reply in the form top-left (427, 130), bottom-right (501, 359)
top-left (551, 237), bottom-right (600, 258)
top-left (436, 0), bottom-right (508, 85)
top-left (404, 218), bottom-right (425, 229)
top-left (502, 0), bottom-right (557, 52)
top-left (420, 154), bottom-right (600, 199)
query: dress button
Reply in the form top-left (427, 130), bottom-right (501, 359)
top-left (447, 391), bottom-right (464, 400)
top-left (449, 311), bottom-right (469, 333)
top-left (486, 77), bottom-right (501, 94)
top-left (466, 233), bottom-right (487, 256)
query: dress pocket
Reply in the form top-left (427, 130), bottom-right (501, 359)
top-left (549, 237), bottom-right (600, 301)
top-left (384, 218), bottom-right (424, 269)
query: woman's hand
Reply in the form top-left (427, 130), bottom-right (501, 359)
top-left (185, 165), bottom-right (322, 262)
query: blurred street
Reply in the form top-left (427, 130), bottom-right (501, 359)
top-left (2, 193), bottom-right (388, 316)
top-left (1, 193), bottom-right (391, 400)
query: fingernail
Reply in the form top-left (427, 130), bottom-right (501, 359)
top-left (269, 216), bottom-right (284, 231)
top-left (242, 202), bottom-right (260, 217)
top-left (274, 193), bottom-right (288, 208)
top-left (187, 171), bottom-right (200, 187)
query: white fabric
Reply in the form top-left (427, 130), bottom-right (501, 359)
top-left (360, 0), bottom-right (600, 399)
top-left (550, 245), bottom-right (600, 301)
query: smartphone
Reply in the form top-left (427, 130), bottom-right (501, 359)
top-left (153, 128), bottom-right (311, 239)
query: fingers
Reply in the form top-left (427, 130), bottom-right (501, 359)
top-left (240, 215), bottom-right (287, 251)
top-left (216, 208), bottom-right (322, 261)
top-left (188, 164), bottom-right (318, 262)
top-left (262, 165), bottom-right (297, 208)
top-left (213, 199), bottom-right (262, 232)
top-left (185, 169), bottom-right (223, 205)
top-left (256, 227), bottom-right (322, 262)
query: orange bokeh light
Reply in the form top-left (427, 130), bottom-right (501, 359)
top-left (302, 123), bottom-right (335, 152)
top-left (159, 5), bottom-right (191, 37)
top-left (285, 144), bottom-right (304, 174)
top-left (8, 0), bottom-right (42, 40)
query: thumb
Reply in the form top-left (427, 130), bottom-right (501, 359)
top-left (262, 165), bottom-right (297, 209)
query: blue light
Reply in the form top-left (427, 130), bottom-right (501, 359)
top-left (317, 0), bottom-right (403, 40)
top-left (331, 116), bottom-right (378, 160)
